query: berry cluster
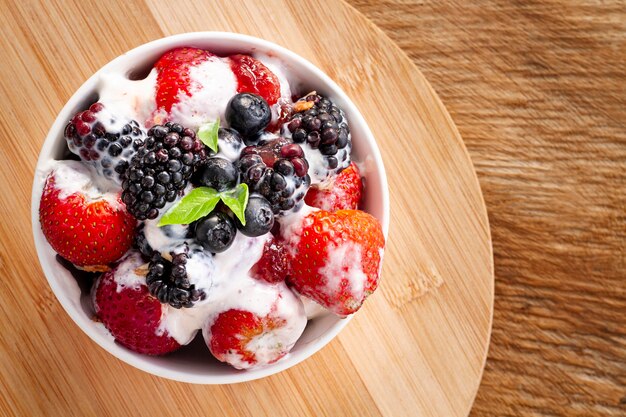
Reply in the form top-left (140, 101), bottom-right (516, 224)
top-left (285, 94), bottom-right (351, 180)
top-left (146, 250), bottom-right (205, 309)
top-left (64, 103), bottom-right (146, 183)
top-left (42, 47), bottom-right (385, 367)
top-left (122, 123), bottom-right (207, 220)
top-left (238, 138), bottom-right (311, 214)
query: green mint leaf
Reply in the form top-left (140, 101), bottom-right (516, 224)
top-left (197, 119), bottom-right (220, 153)
top-left (220, 183), bottom-right (249, 225)
top-left (158, 187), bottom-right (220, 226)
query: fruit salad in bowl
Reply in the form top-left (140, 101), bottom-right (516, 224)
top-left (32, 32), bottom-right (389, 383)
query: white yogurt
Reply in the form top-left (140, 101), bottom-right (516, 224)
top-left (168, 57), bottom-right (237, 130)
top-left (319, 241), bottom-right (366, 301)
top-left (42, 160), bottom-right (122, 206)
top-left (158, 233), bottom-right (306, 352)
top-left (97, 69), bottom-right (158, 130)
top-left (111, 251), bottom-right (146, 292)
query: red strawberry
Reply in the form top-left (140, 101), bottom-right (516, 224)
top-left (206, 309), bottom-right (286, 369)
top-left (203, 284), bottom-right (306, 369)
top-left (286, 209), bottom-right (385, 316)
top-left (229, 54), bottom-right (281, 105)
top-left (250, 238), bottom-right (291, 283)
top-left (93, 252), bottom-right (181, 355)
top-left (305, 162), bottom-right (362, 211)
top-left (154, 47), bottom-right (212, 112)
top-left (39, 161), bottom-right (135, 267)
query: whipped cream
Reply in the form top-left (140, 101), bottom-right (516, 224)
top-left (319, 241), bottom-right (366, 301)
top-left (42, 160), bottom-right (122, 207)
top-left (168, 57), bottom-right (238, 130)
top-left (157, 233), bottom-right (306, 353)
top-left (97, 69), bottom-right (158, 129)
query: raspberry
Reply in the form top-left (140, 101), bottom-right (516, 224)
top-left (121, 122), bottom-right (207, 220)
top-left (283, 93), bottom-right (352, 182)
top-left (64, 102), bottom-right (146, 184)
top-left (237, 137), bottom-right (310, 215)
top-left (250, 238), bottom-right (291, 283)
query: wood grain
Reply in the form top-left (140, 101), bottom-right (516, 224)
top-left (346, 0), bottom-right (626, 415)
top-left (0, 1), bottom-right (492, 417)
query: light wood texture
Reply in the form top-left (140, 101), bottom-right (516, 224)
top-left (346, 0), bottom-right (626, 415)
top-left (0, 1), bottom-right (493, 416)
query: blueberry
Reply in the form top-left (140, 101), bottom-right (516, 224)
top-left (216, 128), bottom-right (243, 156)
top-left (196, 157), bottom-right (238, 191)
top-left (226, 93), bottom-right (271, 138)
top-left (195, 212), bottom-right (236, 253)
top-left (236, 194), bottom-right (274, 237)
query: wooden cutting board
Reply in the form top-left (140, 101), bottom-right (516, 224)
top-left (0, 1), bottom-right (493, 416)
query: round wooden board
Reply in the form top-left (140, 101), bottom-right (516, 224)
top-left (0, 1), bottom-right (493, 416)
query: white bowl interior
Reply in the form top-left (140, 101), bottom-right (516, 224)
top-left (31, 32), bottom-right (389, 384)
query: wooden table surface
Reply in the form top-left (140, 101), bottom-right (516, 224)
top-left (346, 0), bottom-right (626, 415)
top-left (0, 0), bottom-right (623, 416)
top-left (2, 1), bottom-right (494, 416)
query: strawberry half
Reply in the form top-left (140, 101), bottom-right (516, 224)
top-left (39, 161), bottom-right (135, 267)
top-left (154, 47), bottom-right (212, 113)
top-left (229, 54), bottom-right (281, 105)
top-left (286, 209), bottom-right (385, 316)
top-left (93, 252), bottom-right (182, 355)
top-left (305, 162), bottom-right (362, 211)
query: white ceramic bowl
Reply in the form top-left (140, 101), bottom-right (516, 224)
top-left (31, 32), bottom-right (389, 384)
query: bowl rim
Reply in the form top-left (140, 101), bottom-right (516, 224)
top-left (30, 31), bottom-right (390, 384)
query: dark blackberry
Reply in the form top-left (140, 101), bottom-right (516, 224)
top-left (237, 138), bottom-right (311, 215)
top-left (122, 123), bottom-right (207, 220)
top-left (64, 102), bottom-right (146, 183)
top-left (282, 93), bottom-right (352, 182)
top-left (146, 249), bottom-right (205, 309)
top-left (134, 224), bottom-right (153, 258)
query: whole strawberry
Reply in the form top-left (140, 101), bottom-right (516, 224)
top-left (39, 161), bottom-right (135, 267)
top-left (203, 284), bottom-right (306, 369)
top-left (93, 252), bottom-right (182, 355)
top-left (305, 162), bottom-right (362, 211)
top-left (285, 209), bottom-right (385, 316)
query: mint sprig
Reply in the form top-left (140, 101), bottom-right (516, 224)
top-left (220, 183), bottom-right (249, 226)
top-left (158, 187), bottom-right (220, 226)
top-left (158, 183), bottom-right (249, 227)
top-left (197, 119), bottom-right (220, 153)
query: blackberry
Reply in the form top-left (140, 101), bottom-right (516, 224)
top-left (146, 249), bottom-right (205, 309)
top-left (237, 137), bottom-right (311, 215)
top-left (64, 102), bottom-right (146, 183)
top-left (121, 123), bottom-right (207, 220)
top-left (283, 93), bottom-right (352, 182)
top-left (134, 223), bottom-right (153, 257)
